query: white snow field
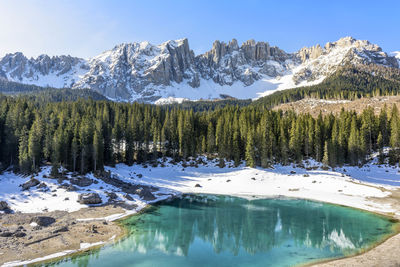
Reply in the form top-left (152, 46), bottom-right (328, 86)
top-left (1, 157), bottom-right (399, 267)
top-left (0, 157), bottom-right (398, 218)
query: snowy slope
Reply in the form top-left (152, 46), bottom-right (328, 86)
top-left (392, 51), bottom-right (400, 65)
top-left (0, 37), bottom-right (398, 103)
top-left (0, 157), bottom-right (397, 216)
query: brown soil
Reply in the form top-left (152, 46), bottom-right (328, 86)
top-left (1, 184), bottom-right (399, 266)
top-left (0, 205), bottom-right (127, 265)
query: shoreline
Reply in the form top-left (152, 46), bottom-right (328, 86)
top-left (3, 192), bottom-right (399, 267)
top-left (1, 160), bottom-right (400, 266)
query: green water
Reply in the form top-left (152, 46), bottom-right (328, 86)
top-left (50, 195), bottom-right (395, 267)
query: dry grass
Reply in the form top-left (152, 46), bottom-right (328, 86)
top-left (273, 96), bottom-right (400, 117)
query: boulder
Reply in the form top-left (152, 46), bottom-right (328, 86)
top-left (59, 183), bottom-right (78, 192)
top-left (135, 188), bottom-right (156, 201)
top-left (52, 226), bottom-right (69, 233)
top-left (21, 178), bottom-right (40, 190)
top-left (13, 231), bottom-right (26, 238)
top-left (70, 177), bottom-right (94, 187)
top-left (106, 192), bottom-right (118, 200)
top-left (0, 201), bottom-right (9, 211)
top-left (37, 182), bottom-right (47, 189)
top-left (124, 194), bottom-right (134, 201)
top-left (31, 216), bottom-right (56, 227)
top-left (78, 193), bottom-right (102, 205)
top-left (0, 231), bottom-right (12, 237)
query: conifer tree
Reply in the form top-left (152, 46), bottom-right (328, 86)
top-left (245, 130), bottom-right (256, 167)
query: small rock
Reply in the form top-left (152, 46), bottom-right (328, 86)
top-left (303, 174), bottom-right (310, 177)
top-left (13, 231), bottom-right (26, 238)
top-left (37, 183), bottom-right (48, 189)
top-left (70, 177), bottom-right (93, 187)
top-left (89, 225), bottom-right (98, 233)
top-left (64, 197), bottom-right (69, 201)
top-left (251, 177), bottom-right (256, 180)
top-left (0, 231), bottom-right (12, 237)
top-left (31, 216), bottom-right (56, 227)
top-left (290, 171), bottom-right (296, 174)
top-left (77, 193), bottom-right (102, 205)
top-left (124, 194), bottom-right (134, 201)
top-left (107, 192), bottom-right (118, 200)
top-left (53, 226), bottom-right (68, 233)
top-left (59, 183), bottom-right (78, 192)
top-left (194, 184), bottom-right (202, 188)
top-left (226, 179), bottom-right (231, 182)
top-left (137, 174), bottom-right (143, 178)
top-left (0, 201), bottom-right (9, 211)
top-left (135, 188), bottom-right (156, 201)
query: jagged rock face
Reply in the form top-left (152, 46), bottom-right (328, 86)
top-left (196, 39), bottom-right (293, 86)
top-left (74, 39), bottom-right (200, 100)
top-left (0, 53), bottom-right (87, 87)
top-left (292, 37), bottom-right (399, 85)
top-left (0, 36), bottom-right (398, 102)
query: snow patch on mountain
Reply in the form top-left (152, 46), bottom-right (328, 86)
top-left (392, 51), bottom-right (400, 65)
top-left (0, 37), bottom-right (398, 103)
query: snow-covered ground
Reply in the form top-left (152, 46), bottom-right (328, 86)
top-left (1, 157), bottom-right (399, 218)
top-left (1, 157), bottom-right (400, 267)
top-left (0, 167), bottom-right (165, 215)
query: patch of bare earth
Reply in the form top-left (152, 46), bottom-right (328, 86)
top-left (273, 96), bottom-right (400, 117)
top-left (0, 205), bottom-right (126, 265)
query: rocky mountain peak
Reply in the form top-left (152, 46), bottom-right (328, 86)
top-left (0, 37), bottom-right (398, 102)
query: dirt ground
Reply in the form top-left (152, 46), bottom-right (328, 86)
top-left (0, 205), bottom-right (127, 265)
top-left (0, 186), bottom-right (399, 266)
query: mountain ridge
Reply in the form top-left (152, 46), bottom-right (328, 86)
top-left (0, 37), bottom-right (398, 103)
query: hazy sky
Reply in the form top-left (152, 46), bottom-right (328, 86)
top-left (1, 0), bottom-right (399, 59)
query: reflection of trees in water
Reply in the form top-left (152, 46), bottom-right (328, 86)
top-left (103, 196), bottom-right (393, 259)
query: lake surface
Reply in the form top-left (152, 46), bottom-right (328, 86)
top-left (51, 195), bottom-right (395, 267)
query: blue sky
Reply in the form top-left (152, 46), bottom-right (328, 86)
top-left (0, 0), bottom-right (399, 58)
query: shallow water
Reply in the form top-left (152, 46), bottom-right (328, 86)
top-left (50, 195), bottom-right (395, 267)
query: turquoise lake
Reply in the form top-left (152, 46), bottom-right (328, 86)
top-left (49, 195), bottom-right (396, 267)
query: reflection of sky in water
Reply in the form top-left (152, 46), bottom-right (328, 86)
top-left (55, 196), bottom-right (395, 267)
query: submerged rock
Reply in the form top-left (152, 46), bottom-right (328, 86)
top-left (78, 193), bottom-right (102, 205)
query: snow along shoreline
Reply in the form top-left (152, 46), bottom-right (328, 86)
top-left (1, 157), bottom-right (400, 266)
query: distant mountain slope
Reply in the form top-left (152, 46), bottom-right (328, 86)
top-left (0, 37), bottom-right (398, 103)
top-left (0, 79), bottom-right (107, 102)
top-left (252, 63), bottom-right (400, 108)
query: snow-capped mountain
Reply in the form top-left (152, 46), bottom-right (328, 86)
top-left (0, 37), bottom-right (398, 103)
top-left (0, 53), bottom-right (88, 88)
top-left (391, 51), bottom-right (400, 66)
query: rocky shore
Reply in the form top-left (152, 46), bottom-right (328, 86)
top-left (1, 158), bottom-right (400, 266)
top-left (0, 205), bottom-right (126, 265)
